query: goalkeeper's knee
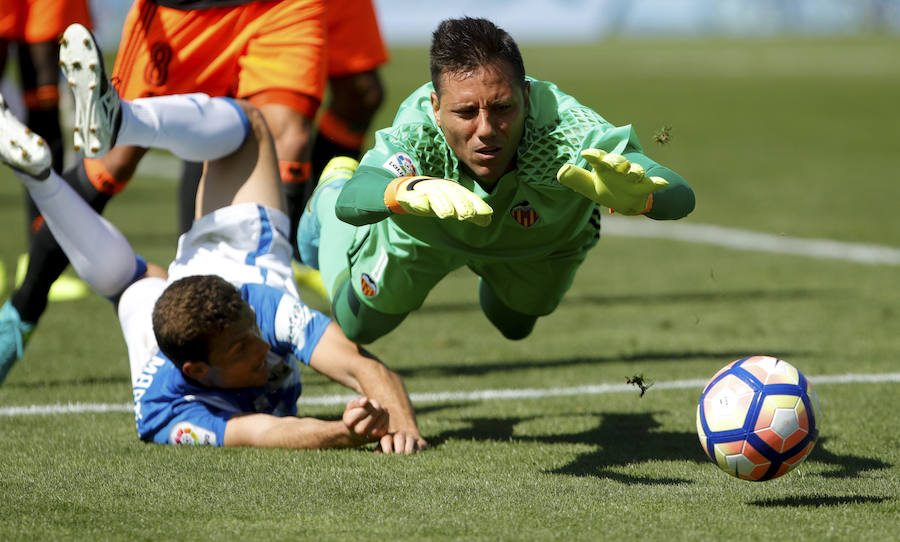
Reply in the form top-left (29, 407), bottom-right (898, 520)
top-left (479, 281), bottom-right (538, 340)
top-left (331, 278), bottom-right (407, 344)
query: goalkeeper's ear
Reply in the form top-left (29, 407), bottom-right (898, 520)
top-left (522, 80), bottom-right (530, 115)
top-left (431, 91), bottom-right (441, 128)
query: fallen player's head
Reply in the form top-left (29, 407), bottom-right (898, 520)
top-left (152, 275), bottom-right (271, 388)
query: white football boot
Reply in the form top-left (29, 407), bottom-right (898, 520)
top-left (59, 23), bottom-right (121, 158)
top-left (0, 92), bottom-right (51, 179)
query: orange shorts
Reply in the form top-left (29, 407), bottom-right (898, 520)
top-left (0, 0), bottom-right (92, 43)
top-left (324, 0), bottom-right (388, 78)
top-left (111, 0), bottom-right (326, 117)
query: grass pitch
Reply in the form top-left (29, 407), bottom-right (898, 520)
top-left (1, 36), bottom-right (899, 540)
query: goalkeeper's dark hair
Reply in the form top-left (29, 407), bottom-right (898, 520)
top-left (430, 17), bottom-right (526, 95)
top-left (152, 275), bottom-right (246, 369)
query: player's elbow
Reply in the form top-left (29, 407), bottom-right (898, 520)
top-left (493, 318), bottom-right (537, 340)
top-left (647, 185), bottom-right (695, 220)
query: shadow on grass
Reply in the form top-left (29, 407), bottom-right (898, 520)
top-left (807, 437), bottom-right (892, 479)
top-left (750, 495), bottom-right (893, 507)
top-left (430, 413), bottom-right (892, 485)
top-left (432, 411), bottom-right (700, 485)
top-left (415, 288), bottom-right (831, 315)
top-left (394, 349), bottom-right (807, 377)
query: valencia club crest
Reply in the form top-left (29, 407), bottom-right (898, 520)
top-left (510, 200), bottom-right (539, 227)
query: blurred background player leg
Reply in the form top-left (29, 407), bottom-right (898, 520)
top-left (179, 0), bottom-right (387, 281)
top-left (0, 0), bottom-right (94, 384)
top-left (178, 0), bottom-right (387, 246)
top-left (167, 0), bottom-right (327, 250)
top-left (1, 0), bottom-right (93, 302)
top-left (292, 0), bottom-right (388, 299)
top-left (1, 0), bottom-right (327, 384)
top-left (311, 0), bottom-right (387, 185)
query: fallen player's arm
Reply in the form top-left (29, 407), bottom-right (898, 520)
top-left (309, 323), bottom-right (428, 453)
top-left (222, 396), bottom-right (388, 449)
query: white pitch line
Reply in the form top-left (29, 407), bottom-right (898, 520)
top-left (2, 372), bottom-right (898, 417)
top-left (603, 216), bottom-right (900, 266)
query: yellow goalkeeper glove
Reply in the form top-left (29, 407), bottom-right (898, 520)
top-left (384, 176), bottom-right (493, 227)
top-left (557, 149), bottom-right (669, 215)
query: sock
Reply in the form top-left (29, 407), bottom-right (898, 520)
top-left (11, 167), bottom-right (134, 299)
top-left (12, 162), bottom-right (112, 323)
top-left (23, 89), bottom-right (63, 245)
top-left (280, 160), bottom-right (313, 258)
top-left (23, 194), bottom-right (41, 245)
top-left (315, 186), bottom-right (358, 301)
top-left (26, 107), bottom-right (63, 173)
top-left (178, 161), bottom-right (203, 234)
top-left (117, 94), bottom-right (248, 161)
top-left (311, 108), bottom-right (366, 179)
top-left (24, 85), bottom-right (63, 171)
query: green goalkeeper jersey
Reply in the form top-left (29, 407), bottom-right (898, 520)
top-left (334, 77), bottom-right (693, 263)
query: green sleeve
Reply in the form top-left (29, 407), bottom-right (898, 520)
top-left (624, 151), bottom-right (695, 220)
top-left (334, 165), bottom-right (396, 226)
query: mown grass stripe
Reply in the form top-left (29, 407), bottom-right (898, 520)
top-left (604, 216), bottom-right (900, 265)
top-left (3, 372), bottom-right (897, 416)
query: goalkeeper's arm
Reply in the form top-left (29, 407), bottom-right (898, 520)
top-left (335, 165), bottom-right (493, 227)
top-left (624, 151), bottom-right (695, 220)
top-left (557, 148), bottom-right (694, 219)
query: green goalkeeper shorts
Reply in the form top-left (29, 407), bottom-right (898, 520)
top-left (324, 216), bottom-right (600, 317)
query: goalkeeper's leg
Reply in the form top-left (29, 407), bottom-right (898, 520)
top-left (330, 279), bottom-right (407, 344)
top-left (309, 174), bottom-right (408, 343)
top-left (474, 245), bottom-right (592, 341)
top-left (478, 280), bottom-right (538, 340)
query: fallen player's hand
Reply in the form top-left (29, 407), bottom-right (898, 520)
top-left (342, 396), bottom-right (389, 441)
top-left (384, 176), bottom-right (493, 226)
top-left (376, 432), bottom-right (429, 455)
top-left (557, 149), bottom-right (669, 215)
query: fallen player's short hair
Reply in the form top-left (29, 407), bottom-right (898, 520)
top-left (152, 275), bottom-right (246, 368)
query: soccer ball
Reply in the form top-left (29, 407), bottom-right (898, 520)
top-left (696, 356), bottom-right (821, 481)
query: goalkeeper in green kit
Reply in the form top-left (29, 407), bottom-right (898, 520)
top-left (298, 16), bottom-right (695, 343)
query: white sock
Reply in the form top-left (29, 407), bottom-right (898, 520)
top-left (117, 93), bottom-right (249, 162)
top-left (14, 169), bottom-right (138, 298)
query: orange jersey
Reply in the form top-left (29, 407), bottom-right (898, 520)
top-left (324, 0), bottom-right (388, 78)
top-left (0, 0), bottom-right (92, 43)
top-left (111, 0), bottom-right (327, 116)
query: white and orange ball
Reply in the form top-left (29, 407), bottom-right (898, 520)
top-left (696, 356), bottom-right (821, 481)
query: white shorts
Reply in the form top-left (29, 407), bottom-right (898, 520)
top-left (118, 203), bottom-right (298, 384)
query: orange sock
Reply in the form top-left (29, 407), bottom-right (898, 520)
top-left (317, 108), bottom-right (366, 151)
top-left (30, 215), bottom-right (45, 235)
top-left (23, 85), bottom-right (60, 110)
top-left (84, 158), bottom-right (130, 196)
top-left (279, 160), bottom-right (312, 184)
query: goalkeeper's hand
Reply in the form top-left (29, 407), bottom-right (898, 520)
top-left (557, 149), bottom-right (669, 215)
top-left (384, 176), bottom-right (493, 226)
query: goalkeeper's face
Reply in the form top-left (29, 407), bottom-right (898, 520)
top-left (432, 60), bottom-right (528, 185)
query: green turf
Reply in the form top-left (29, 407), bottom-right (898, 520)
top-left (1, 36), bottom-right (899, 540)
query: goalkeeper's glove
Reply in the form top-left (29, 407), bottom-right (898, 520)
top-left (384, 176), bottom-right (493, 226)
top-left (557, 149), bottom-right (669, 215)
